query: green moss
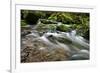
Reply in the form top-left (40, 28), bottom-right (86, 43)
top-left (57, 24), bottom-right (70, 32)
top-left (48, 24), bottom-right (57, 31)
top-left (48, 13), bottom-right (73, 24)
top-left (21, 20), bottom-right (27, 27)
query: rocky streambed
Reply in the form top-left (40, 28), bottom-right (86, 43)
top-left (21, 24), bottom-right (89, 63)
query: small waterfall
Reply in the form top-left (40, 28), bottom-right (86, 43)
top-left (35, 30), bottom-right (89, 51)
top-left (63, 30), bottom-right (89, 50)
top-left (38, 32), bottom-right (71, 52)
top-left (71, 30), bottom-right (76, 36)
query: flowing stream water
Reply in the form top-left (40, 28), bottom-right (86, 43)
top-left (30, 29), bottom-right (89, 60)
top-left (21, 25), bottom-right (90, 62)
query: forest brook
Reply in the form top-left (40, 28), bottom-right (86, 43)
top-left (21, 10), bottom-right (89, 63)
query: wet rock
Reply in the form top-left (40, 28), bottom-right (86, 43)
top-left (21, 37), bottom-right (70, 63)
top-left (69, 50), bottom-right (89, 60)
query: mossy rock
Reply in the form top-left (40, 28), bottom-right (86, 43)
top-left (48, 13), bottom-right (73, 24)
top-left (39, 19), bottom-right (57, 24)
top-left (35, 23), bottom-right (57, 32)
top-left (57, 24), bottom-right (71, 32)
